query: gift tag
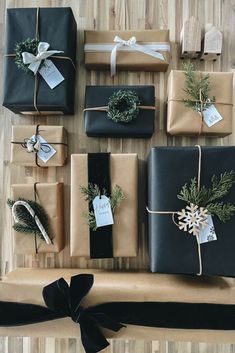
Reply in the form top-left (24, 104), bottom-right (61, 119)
top-left (92, 195), bottom-right (114, 228)
top-left (199, 215), bottom-right (217, 244)
top-left (29, 134), bottom-right (57, 163)
top-left (203, 105), bottom-right (223, 127)
top-left (39, 59), bottom-right (65, 89)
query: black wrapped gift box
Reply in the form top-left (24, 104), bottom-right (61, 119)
top-left (3, 7), bottom-right (76, 115)
top-left (84, 86), bottom-right (155, 138)
top-left (148, 146), bottom-right (235, 277)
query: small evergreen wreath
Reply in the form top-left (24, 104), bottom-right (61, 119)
top-left (107, 90), bottom-right (140, 123)
top-left (14, 38), bottom-right (39, 73)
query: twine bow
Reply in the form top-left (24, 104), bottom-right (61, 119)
top-left (22, 42), bottom-right (63, 75)
top-left (25, 135), bottom-right (51, 154)
top-left (110, 35), bottom-right (165, 76)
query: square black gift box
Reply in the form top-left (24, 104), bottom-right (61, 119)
top-left (84, 86), bottom-right (155, 138)
top-left (148, 146), bottom-right (235, 277)
top-left (3, 7), bottom-right (76, 115)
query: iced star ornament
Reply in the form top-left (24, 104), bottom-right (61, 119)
top-left (177, 203), bottom-right (208, 236)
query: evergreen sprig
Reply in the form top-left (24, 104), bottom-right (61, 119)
top-left (183, 63), bottom-right (215, 113)
top-left (177, 171), bottom-right (235, 222)
top-left (7, 198), bottom-right (51, 239)
top-left (14, 38), bottom-right (39, 73)
top-left (107, 90), bottom-right (140, 123)
top-left (80, 183), bottom-right (125, 231)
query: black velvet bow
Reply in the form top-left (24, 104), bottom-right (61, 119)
top-left (42, 274), bottom-right (124, 353)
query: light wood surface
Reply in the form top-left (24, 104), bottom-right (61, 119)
top-left (1, 0), bottom-right (235, 352)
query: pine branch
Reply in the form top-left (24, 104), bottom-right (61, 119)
top-left (182, 63), bottom-right (215, 113)
top-left (177, 171), bottom-right (235, 223)
top-left (207, 202), bottom-right (235, 223)
top-left (80, 184), bottom-right (125, 231)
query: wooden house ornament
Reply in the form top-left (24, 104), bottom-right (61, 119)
top-left (180, 16), bottom-right (201, 59)
top-left (200, 25), bottom-right (222, 61)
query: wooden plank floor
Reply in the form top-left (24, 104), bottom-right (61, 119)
top-left (1, 0), bottom-right (235, 352)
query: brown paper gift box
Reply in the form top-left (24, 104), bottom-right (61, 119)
top-left (1, 268), bottom-right (235, 342)
top-left (11, 125), bottom-right (68, 167)
top-left (70, 153), bottom-right (138, 257)
top-left (84, 30), bottom-right (170, 72)
top-left (11, 183), bottom-right (64, 254)
top-left (167, 70), bottom-right (233, 136)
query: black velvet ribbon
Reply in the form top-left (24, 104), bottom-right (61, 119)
top-left (2, 274), bottom-right (235, 353)
top-left (88, 153), bottom-right (113, 258)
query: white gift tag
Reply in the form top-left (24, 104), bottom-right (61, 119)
top-left (203, 105), bottom-right (223, 127)
top-left (92, 195), bottom-right (114, 228)
top-left (199, 215), bottom-right (217, 244)
top-left (39, 59), bottom-right (64, 89)
top-left (29, 134), bottom-right (57, 163)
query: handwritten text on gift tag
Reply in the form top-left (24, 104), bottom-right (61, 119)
top-left (92, 195), bottom-right (114, 228)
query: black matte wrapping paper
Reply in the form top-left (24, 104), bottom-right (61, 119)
top-left (148, 146), bottom-right (235, 277)
top-left (84, 86), bottom-right (155, 138)
top-left (3, 7), bottom-right (77, 115)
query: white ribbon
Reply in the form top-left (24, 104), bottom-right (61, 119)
top-left (12, 200), bottom-right (52, 245)
top-left (22, 42), bottom-right (63, 75)
top-left (110, 35), bottom-right (166, 76)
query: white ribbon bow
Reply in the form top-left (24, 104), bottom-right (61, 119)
top-left (110, 35), bottom-right (165, 77)
top-left (12, 200), bottom-right (52, 245)
top-left (22, 42), bottom-right (63, 75)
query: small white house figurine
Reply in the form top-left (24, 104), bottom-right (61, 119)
top-left (180, 16), bottom-right (201, 59)
top-left (200, 25), bottom-right (223, 61)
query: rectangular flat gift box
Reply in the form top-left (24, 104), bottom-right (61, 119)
top-left (148, 146), bottom-right (235, 276)
top-left (84, 30), bottom-right (170, 72)
top-left (70, 153), bottom-right (138, 257)
top-left (84, 86), bottom-right (155, 138)
top-left (167, 70), bottom-right (233, 136)
top-left (3, 7), bottom-right (76, 115)
top-left (1, 268), bottom-right (235, 343)
top-left (11, 183), bottom-right (64, 254)
top-left (11, 125), bottom-right (68, 167)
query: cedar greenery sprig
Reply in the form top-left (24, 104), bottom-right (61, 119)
top-left (183, 62), bottom-right (215, 113)
top-left (14, 38), bottom-right (39, 73)
top-left (177, 171), bottom-right (235, 222)
top-left (80, 183), bottom-right (125, 231)
top-left (107, 90), bottom-right (140, 123)
top-left (7, 198), bottom-right (51, 239)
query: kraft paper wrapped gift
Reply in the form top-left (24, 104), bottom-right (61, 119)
top-left (167, 70), bottom-right (233, 136)
top-left (1, 268), bottom-right (235, 344)
top-left (84, 30), bottom-right (171, 74)
top-left (11, 125), bottom-right (68, 167)
top-left (3, 7), bottom-right (76, 115)
top-left (11, 183), bottom-right (64, 254)
top-left (148, 146), bottom-right (235, 276)
top-left (70, 153), bottom-right (138, 258)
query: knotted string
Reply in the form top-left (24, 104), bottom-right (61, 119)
top-left (146, 145), bottom-right (203, 276)
top-left (11, 124), bottom-right (68, 168)
top-left (4, 7), bottom-right (75, 114)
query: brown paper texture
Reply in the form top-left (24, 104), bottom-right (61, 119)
top-left (85, 30), bottom-right (170, 72)
top-left (167, 70), bottom-right (233, 136)
top-left (70, 154), bottom-right (138, 257)
top-left (11, 125), bottom-right (68, 167)
top-left (0, 268), bottom-right (235, 342)
top-left (11, 183), bottom-right (64, 254)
